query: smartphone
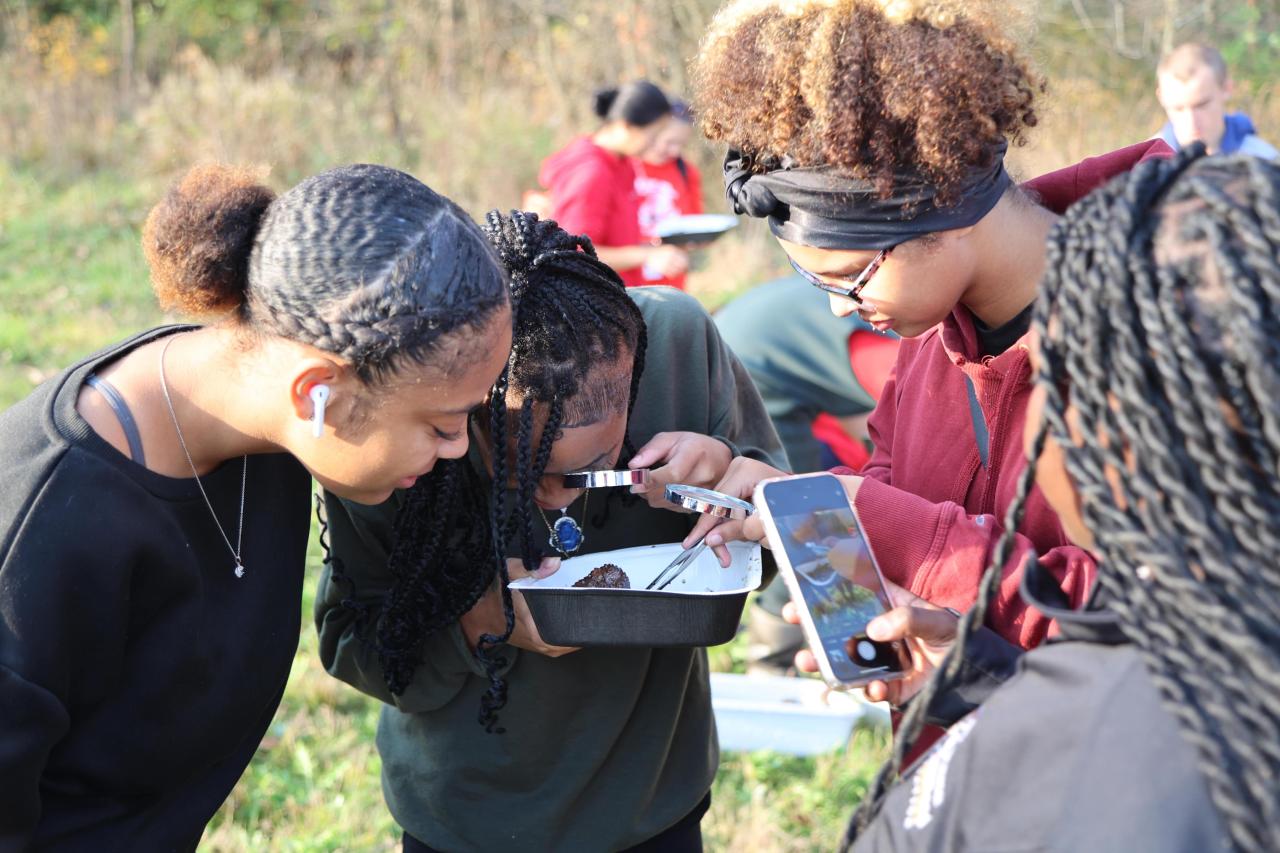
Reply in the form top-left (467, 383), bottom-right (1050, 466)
top-left (754, 473), bottom-right (906, 690)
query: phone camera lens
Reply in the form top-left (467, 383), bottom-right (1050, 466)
top-left (855, 639), bottom-right (878, 662)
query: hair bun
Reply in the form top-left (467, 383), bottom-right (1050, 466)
top-left (592, 87), bottom-right (620, 119)
top-left (142, 164), bottom-right (276, 317)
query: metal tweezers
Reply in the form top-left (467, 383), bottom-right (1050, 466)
top-left (645, 538), bottom-right (709, 591)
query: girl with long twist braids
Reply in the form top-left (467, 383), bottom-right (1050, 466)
top-left (317, 210), bottom-right (786, 851)
top-left (822, 149), bottom-right (1280, 851)
top-left (470, 209), bottom-right (651, 729)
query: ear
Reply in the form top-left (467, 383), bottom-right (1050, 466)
top-left (288, 357), bottom-right (349, 423)
top-left (1223, 76), bottom-right (1235, 100)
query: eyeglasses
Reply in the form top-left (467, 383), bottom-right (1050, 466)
top-left (789, 246), bottom-right (894, 305)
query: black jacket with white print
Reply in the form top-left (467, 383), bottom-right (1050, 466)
top-left (852, 562), bottom-right (1229, 853)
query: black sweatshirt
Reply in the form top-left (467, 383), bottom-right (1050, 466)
top-left (853, 562), bottom-right (1228, 852)
top-left (0, 328), bottom-right (312, 852)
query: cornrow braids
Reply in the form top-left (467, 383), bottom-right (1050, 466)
top-left (373, 210), bottom-right (647, 732)
top-left (142, 163), bottom-right (508, 386)
top-left (847, 149), bottom-right (1280, 852)
top-left (246, 164), bottom-right (509, 385)
top-left (364, 457), bottom-right (495, 698)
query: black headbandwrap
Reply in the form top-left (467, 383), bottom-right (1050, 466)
top-left (723, 142), bottom-right (1012, 249)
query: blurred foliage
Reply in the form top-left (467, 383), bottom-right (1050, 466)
top-left (12, 0), bottom-right (1280, 87)
top-left (4, 1), bottom-right (1278, 198)
top-left (1037, 0), bottom-right (1280, 91)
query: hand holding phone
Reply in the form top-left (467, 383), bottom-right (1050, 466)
top-left (754, 473), bottom-right (907, 690)
top-left (782, 579), bottom-right (959, 706)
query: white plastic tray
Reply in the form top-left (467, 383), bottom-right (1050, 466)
top-left (711, 671), bottom-right (890, 755)
top-left (509, 542), bottom-right (762, 646)
top-left (510, 540), bottom-right (761, 595)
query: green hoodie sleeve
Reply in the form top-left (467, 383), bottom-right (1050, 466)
top-left (629, 287), bottom-right (788, 471)
top-left (628, 288), bottom-right (786, 588)
top-left (314, 490), bottom-right (513, 714)
top-left (706, 326), bottom-right (790, 469)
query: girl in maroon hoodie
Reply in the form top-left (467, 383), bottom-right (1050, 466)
top-left (538, 81), bottom-right (689, 287)
top-left (685, 0), bottom-right (1170, 652)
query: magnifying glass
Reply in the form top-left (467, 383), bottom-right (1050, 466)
top-left (664, 484), bottom-right (755, 519)
top-left (562, 469), bottom-right (650, 489)
top-left (646, 485), bottom-right (755, 591)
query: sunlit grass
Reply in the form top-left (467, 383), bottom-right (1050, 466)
top-left (0, 166), bottom-right (160, 392)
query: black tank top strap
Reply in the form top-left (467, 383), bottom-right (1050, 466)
top-left (86, 374), bottom-right (147, 466)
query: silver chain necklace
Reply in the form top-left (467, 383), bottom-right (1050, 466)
top-left (159, 335), bottom-right (248, 579)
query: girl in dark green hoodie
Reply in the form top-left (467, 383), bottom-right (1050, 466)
top-left (315, 211), bottom-right (786, 852)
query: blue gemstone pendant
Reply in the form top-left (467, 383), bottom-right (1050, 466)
top-left (551, 513), bottom-right (584, 554)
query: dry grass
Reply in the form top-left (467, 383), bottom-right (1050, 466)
top-left (19, 7), bottom-right (1278, 213)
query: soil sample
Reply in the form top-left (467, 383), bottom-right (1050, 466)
top-left (572, 563), bottom-right (631, 589)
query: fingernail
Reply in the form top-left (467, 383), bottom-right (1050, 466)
top-left (538, 557), bottom-right (560, 577)
top-left (707, 533), bottom-right (723, 546)
top-left (631, 485), bottom-right (645, 494)
top-left (866, 617), bottom-right (888, 641)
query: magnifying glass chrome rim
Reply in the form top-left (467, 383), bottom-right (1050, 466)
top-left (664, 484), bottom-right (755, 519)
top-left (561, 469), bottom-right (649, 489)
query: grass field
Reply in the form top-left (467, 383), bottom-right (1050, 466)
top-left (0, 164), bottom-right (889, 852)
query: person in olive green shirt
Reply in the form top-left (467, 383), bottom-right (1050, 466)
top-left (315, 211), bottom-right (785, 852)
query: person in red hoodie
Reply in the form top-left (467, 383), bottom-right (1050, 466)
top-left (538, 80), bottom-right (689, 287)
top-left (683, 0), bottom-right (1172, 657)
top-left (632, 100), bottom-right (703, 289)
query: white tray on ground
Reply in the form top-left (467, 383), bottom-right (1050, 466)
top-left (710, 671), bottom-right (890, 756)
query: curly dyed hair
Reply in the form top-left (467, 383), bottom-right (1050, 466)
top-left (693, 0), bottom-right (1042, 205)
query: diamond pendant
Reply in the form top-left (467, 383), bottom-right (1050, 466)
top-left (234, 561), bottom-right (245, 579)
top-left (550, 513), bottom-right (584, 555)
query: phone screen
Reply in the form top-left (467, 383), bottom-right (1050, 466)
top-left (763, 476), bottom-right (903, 683)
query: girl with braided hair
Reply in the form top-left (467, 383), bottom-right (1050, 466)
top-left (0, 164), bottom-right (513, 848)
top-left (790, 149), bottom-right (1280, 851)
top-left (684, 1), bottom-right (1172, 755)
top-left (316, 210), bottom-right (785, 852)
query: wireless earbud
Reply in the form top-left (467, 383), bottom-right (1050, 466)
top-left (309, 384), bottom-right (331, 438)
